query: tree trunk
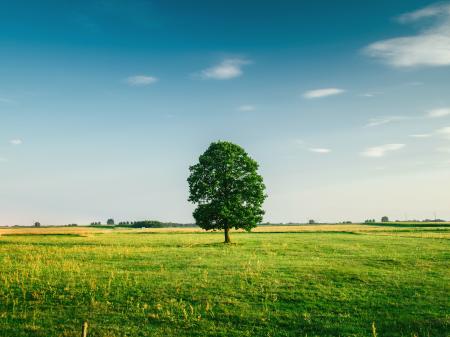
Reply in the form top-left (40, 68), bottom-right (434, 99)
top-left (224, 226), bottom-right (231, 243)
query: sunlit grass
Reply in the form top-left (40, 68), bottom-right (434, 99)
top-left (0, 226), bottom-right (449, 336)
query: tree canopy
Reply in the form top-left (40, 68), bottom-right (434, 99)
top-left (187, 141), bottom-right (266, 243)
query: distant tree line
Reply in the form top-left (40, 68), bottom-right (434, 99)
top-left (21, 217), bottom-right (449, 228)
top-left (364, 216), bottom-right (448, 223)
top-left (117, 220), bottom-right (195, 228)
top-left (365, 217), bottom-right (390, 223)
top-left (32, 222), bottom-right (78, 227)
top-left (89, 219), bottom-right (196, 228)
top-left (403, 219), bottom-right (447, 223)
top-left (120, 220), bottom-right (165, 228)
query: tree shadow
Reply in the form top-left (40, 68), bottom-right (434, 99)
top-left (192, 242), bottom-right (241, 248)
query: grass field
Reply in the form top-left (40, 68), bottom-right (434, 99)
top-left (0, 225), bottom-right (449, 336)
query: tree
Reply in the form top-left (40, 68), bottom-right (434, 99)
top-left (34, 222), bottom-right (41, 227)
top-left (308, 219), bottom-right (316, 224)
top-left (107, 218), bottom-right (115, 225)
top-left (188, 141), bottom-right (266, 243)
top-left (381, 216), bottom-right (389, 222)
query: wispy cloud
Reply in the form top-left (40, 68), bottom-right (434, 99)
top-left (125, 75), bottom-right (158, 86)
top-left (398, 3), bottom-right (449, 22)
top-left (200, 58), bottom-right (250, 80)
top-left (409, 134), bottom-right (432, 138)
top-left (303, 88), bottom-right (345, 99)
top-left (436, 126), bottom-right (450, 139)
top-left (426, 107), bottom-right (450, 118)
top-left (408, 124), bottom-right (450, 140)
top-left (360, 92), bottom-right (382, 98)
top-left (366, 107), bottom-right (450, 128)
top-left (9, 139), bottom-right (23, 145)
top-left (365, 116), bottom-right (410, 127)
top-left (365, 3), bottom-right (450, 67)
top-left (362, 144), bottom-right (405, 158)
top-left (294, 139), bottom-right (331, 153)
top-left (308, 148), bottom-right (331, 154)
top-left (237, 104), bottom-right (256, 112)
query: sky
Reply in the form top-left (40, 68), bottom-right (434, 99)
top-left (1, 0), bottom-right (450, 226)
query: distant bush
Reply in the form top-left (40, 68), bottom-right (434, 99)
top-left (308, 219), bottom-right (316, 224)
top-left (107, 218), bottom-right (115, 225)
top-left (381, 216), bottom-right (389, 222)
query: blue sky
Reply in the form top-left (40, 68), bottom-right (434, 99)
top-left (1, 0), bottom-right (450, 225)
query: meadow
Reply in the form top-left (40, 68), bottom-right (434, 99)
top-left (0, 224), bottom-right (449, 336)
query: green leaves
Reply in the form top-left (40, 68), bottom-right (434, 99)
top-left (188, 141), bottom-right (267, 236)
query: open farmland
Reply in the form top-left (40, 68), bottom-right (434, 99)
top-left (0, 224), bottom-right (449, 336)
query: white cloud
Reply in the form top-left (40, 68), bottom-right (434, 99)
top-left (360, 91), bottom-right (382, 98)
top-left (125, 75), bottom-right (158, 86)
top-left (362, 144), bottom-right (405, 158)
top-left (303, 88), bottom-right (345, 99)
top-left (9, 139), bottom-right (23, 145)
top-left (237, 105), bottom-right (255, 112)
top-left (367, 107), bottom-right (450, 128)
top-left (426, 107), bottom-right (450, 118)
top-left (398, 4), bottom-right (449, 23)
top-left (309, 148), bottom-right (331, 154)
top-left (295, 140), bottom-right (330, 154)
top-left (365, 116), bottom-right (410, 127)
top-left (201, 58), bottom-right (250, 80)
top-left (408, 125), bottom-right (450, 140)
top-left (365, 3), bottom-right (450, 67)
top-left (436, 126), bottom-right (450, 139)
top-left (409, 134), bottom-right (431, 138)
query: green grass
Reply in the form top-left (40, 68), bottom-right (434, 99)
top-left (0, 228), bottom-right (449, 336)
